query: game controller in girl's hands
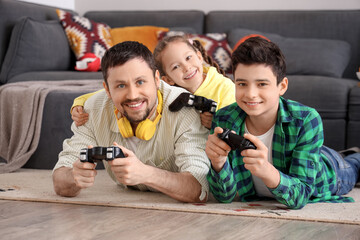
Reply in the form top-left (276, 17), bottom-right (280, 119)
top-left (217, 128), bottom-right (257, 151)
top-left (169, 92), bottom-right (217, 114)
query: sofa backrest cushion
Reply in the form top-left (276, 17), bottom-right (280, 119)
top-left (0, 0), bottom-right (76, 74)
top-left (206, 10), bottom-right (360, 79)
top-left (0, 17), bottom-right (72, 84)
top-left (84, 11), bottom-right (205, 34)
top-left (227, 28), bottom-right (351, 78)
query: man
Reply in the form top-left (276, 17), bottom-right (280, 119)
top-left (53, 41), bottom-right (210, 203)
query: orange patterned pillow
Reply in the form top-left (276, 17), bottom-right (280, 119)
top-left (110, 26), bottom-right (169, 52)
top-left (56, 9), bottom-right (113, 60)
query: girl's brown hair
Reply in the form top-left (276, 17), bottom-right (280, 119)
top-left (153, 35), bottom-right (227, 78)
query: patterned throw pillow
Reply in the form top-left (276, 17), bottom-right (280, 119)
top-left (158, 31), bottom-right (232, 74)
top-left (56, 9), bottom-right (113, 60)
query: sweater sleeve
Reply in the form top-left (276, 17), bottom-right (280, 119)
top-left (70, 90), bottom-right (103, 113)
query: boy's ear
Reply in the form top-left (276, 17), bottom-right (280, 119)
top-left (103, 81), bottom-right (112, 99)
top-left (161, 75), bottom-right (175, 85)
top-left (279, 77), bottom-right (288, 96)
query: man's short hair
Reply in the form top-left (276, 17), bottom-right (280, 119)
top-left (101, 41), bottom-right (157, 85)
top-left (231, 37), bottom-right (286, 84)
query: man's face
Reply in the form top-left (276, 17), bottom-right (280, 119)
top-left (233, 63), bottom-right (288, 122)
top-left (103, 58), bottom-right (160, 125)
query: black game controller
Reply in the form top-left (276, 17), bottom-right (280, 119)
top-left (80, 146), bottom-right (125, 163)
top-left (217, 128), bottom-right (256, 151)
top-left (169, 92), bottom-right (217, 114)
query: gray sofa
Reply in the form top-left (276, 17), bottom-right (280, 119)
top-left (0, 0), bottom-right (359, 170)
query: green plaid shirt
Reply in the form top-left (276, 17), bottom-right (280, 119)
top-left (207, 97), bottom-right (354, 209)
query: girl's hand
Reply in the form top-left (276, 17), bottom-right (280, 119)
top-left (200, 112), bottom-right (213, 129)
top-left (71, 106), bottom-right (89, 127)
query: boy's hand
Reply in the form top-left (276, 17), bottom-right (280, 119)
top-left (241, 133), bottom-right (280, 189)
top-left (200, 112), bottom-right (213, 129)
top-left (71, 106), bottom-right (89, 127)
top-left (108, 142), bottom-right (150, 186)
top-left (205, 127), bottom-right (231, 173)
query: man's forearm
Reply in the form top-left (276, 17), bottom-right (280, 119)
top-left (143, 166), bottom-right (205, 203)
top-left (52, 167), bottom-right (82, 197)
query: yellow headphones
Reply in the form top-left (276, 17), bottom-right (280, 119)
top-left (114, 90), bottom-right (163, 141)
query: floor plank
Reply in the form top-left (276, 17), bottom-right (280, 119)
top-left (0, 200), bottom-right (359, 240)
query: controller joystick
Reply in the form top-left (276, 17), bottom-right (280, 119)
top-left (169, 92), bottom-right (217, 114)
top-left (80, 146), bottom-right (125, 163)
top-left (217, 128), bottom-right (256, 151)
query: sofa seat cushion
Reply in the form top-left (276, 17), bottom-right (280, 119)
top-left (0, 17), bottom-right (72, 84)
top-left (227, 28), bottom-right (351, 78)
top-left (349, 86), bottom-right (360, 121)
top-left (283, 75), bottom-right (357, 119)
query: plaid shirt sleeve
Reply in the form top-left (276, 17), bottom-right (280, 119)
top-left (269, 107), bottom-right (325, 209)
top-left (207, 160), bottom-right (238, 203)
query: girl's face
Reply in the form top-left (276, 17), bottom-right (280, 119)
top-left (160, 41), bottom-right (204, 94)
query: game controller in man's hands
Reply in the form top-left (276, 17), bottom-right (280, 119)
top-left (217, 128), bottom-right (257, 151)
top-left (80, 146), bottom-right (125, 163)
top-left (169, 92), bottom-right (217, 114)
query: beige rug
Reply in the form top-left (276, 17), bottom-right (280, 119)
top-left (1, 169), bottom-right (359, 225)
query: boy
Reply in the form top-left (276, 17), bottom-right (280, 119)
top-left (205, 37), bottom-right (360, 209)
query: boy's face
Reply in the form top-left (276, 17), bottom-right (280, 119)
top-left (160, 41), bottom-right (204, 94)
top-left (103, 58), bottom-right (160, 125)
top-left (234, 63), bottom-right (288, 122)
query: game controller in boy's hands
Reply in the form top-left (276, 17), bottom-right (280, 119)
top-left (169, 92), bottom-right (217, 114)
top-left (80, 146), bottom-right (125, 163)
top-left (217, 128), bottom-right (257, 151)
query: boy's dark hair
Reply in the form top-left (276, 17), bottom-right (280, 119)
top-left (153, 35), bottom-right (227, 78)
top-left (232, 37), bottom-right (286, 84)
top-left (101, 41), bottom-right (157, 86)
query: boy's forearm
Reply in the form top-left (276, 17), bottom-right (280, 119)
top-left (52, 167), bottom-right (82, 197)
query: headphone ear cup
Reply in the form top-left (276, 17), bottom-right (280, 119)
top-left (135, 119), bottom-right (157, 141)
top-left (117, 117), bottom-right (134, 138)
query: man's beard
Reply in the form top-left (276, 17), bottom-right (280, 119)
top-left (123, 108), bottom-right (151, 124)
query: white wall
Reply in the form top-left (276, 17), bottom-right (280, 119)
top-left (18, 0), bottom-right (74, 10)
top-left (17, 0), bottom-right (360, 16)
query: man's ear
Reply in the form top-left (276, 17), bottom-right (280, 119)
top-left (279, 77), bottom-right (288, 96)
top-left (161, 75), bottom-right (175, 86)
top-left (155, 70), bottom-right (161, 89)
top-left (103, 81), bottom-right (112, 99)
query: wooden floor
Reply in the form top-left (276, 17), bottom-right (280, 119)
top-left (0, 200), bottom-right (359, 240)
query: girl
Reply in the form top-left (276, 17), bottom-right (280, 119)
top-left (71, 36), bottom-right (235, 129)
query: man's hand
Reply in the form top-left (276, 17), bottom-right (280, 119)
top-left (108, 143), bottom-right (149, 186)
top-left (200, 112), bottom-right (213, 129)
top-left (71, 106), bottom-right (89, 127)
top-left (205, 127), bottom-right (231, 173)
top-left (72, 159), bottom-right (97, 189)
top-left (241, 133), bottom-right (280, 189)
